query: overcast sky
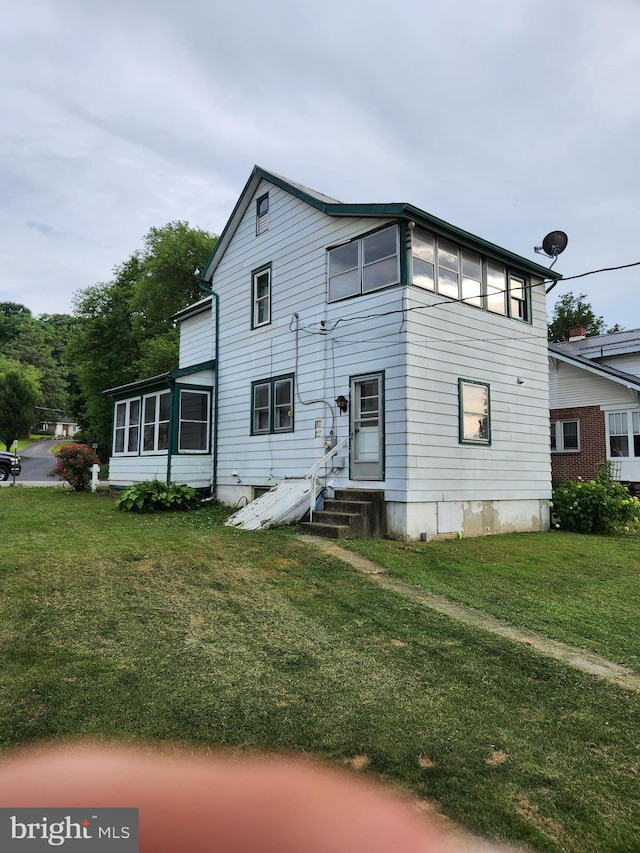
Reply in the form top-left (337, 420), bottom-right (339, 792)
top-left (1, 0), bottom-right (638, 329)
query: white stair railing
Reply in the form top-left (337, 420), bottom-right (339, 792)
top-left (304, 436), bottom-right (348, 522)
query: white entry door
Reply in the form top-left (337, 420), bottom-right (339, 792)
top-left (350, 374), bottom-right (383, 481)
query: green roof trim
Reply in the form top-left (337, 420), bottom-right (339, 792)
top-left (102, 373), bottom-right (171, 398)
top-left (171, 360), bottom-right (216, 379)
top-left (201, 165), bottom-right (563, 283)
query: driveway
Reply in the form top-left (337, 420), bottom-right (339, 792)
top-left (0, 439), bottom-right (67, 487)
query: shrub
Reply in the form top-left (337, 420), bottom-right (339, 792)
top-left (50, 443), bottom-right (100, 491)
top-left (115, 480), bottom-right (200, 513)
top-left (551, 464), bottom-right (640, 534)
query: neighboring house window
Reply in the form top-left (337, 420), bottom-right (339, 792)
top-left (256, 193), bottom-right (269, 234)
top-left (550, 419), bottom-right (580, 452)
top-left (411, 227), bottom-right (530, 322)
top-left (459, 380), bottom-right (491, 444)
top-left (328, 226), bottom-right (399, 301)
top-left (607, 411), bottom-right (640, 458)
top-left (179, 389), bottom-right (210, 452)
top-left (113, 398), bottom-right (141, 455)
top-left (252, 264), bottom-right (271, 328)
top-left (251, 375), bottom-right (294, 434)
top-left (142, 391), bottom-right (170, 453)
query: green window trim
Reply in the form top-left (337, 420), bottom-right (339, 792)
top-left (458, 379), bottom-right (491, 445)
top-left (251, 263), bottom-right (272, 329)
top-left (177, 387), bottom-right (212, 453)
top-left (250, 374), bottom-right (294, 435)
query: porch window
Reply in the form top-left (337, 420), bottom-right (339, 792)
top-left (328, 226), bottom-right (399, 301)
top-left (550, 419), bottom-right (580, 452)
top-left (179, 390), bottom-right (210, 452)
top-left (142, 391), bottom-right (170, 453)
top-left (113, 398), bottom-right (141, 455)
top-left (411, 227), bottom-right (530, 322)
top-left (252, 264), bottom-right (271, 328)
top-left (607, 411), bottom-right (640, 458)
top-left (459, 379), bottom-right (491, 445)
top-left (251, 375), bottom-right (294, 434)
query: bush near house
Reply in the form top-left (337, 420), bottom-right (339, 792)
top-left (115, 480), bottom-right (199, 512)
top-left (551, 463), bottom-right (640, 534)
top-left (49, 443), bottom-right (100, 491)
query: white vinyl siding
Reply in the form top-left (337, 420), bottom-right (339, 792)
top-left (178, 309), bottom-right (215, 369)
top-left (549, 360), bottom-right (640, 409)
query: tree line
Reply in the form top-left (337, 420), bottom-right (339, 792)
top-left (0, 222), bottom-right (217, 454)
top-left (0, 222), bottom-right (622, 454)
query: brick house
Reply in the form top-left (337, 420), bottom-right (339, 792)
top-left (549, 326), bottom-right (640, 492)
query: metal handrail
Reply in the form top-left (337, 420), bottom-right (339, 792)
top-left (305, 436), bottom-right (348, 521)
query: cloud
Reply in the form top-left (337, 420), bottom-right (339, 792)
top-left (0, 0), bottom-right (638, 327)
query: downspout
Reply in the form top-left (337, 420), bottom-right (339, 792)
top-left (199, 282), bottom-right (220, 497)
top-left (166, 375), bottom-right (176, 484)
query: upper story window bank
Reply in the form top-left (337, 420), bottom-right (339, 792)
top-left (327, 222), bottom-right (531, 322)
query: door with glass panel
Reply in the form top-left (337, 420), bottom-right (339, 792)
top-left (350, 374), bottom-right (383, 481)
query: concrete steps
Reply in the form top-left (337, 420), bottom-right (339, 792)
top-left (300, 489), bottom-right (385, 539)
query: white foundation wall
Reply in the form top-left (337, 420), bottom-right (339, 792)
top-left (386, 498), bottom-right (550, 540)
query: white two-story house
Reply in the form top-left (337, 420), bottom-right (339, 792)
top-left (105, 166), bottom-right (561, 539)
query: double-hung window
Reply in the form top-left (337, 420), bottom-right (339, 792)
top-left (179, 389), bottom-right (210, 452)
top-left (142, 391), bottom-right (170, 453)
top-left (550, 419), bottom-right (580, 452)
top-left (252, 264), bottom-right (271, 328)
top-left (459, 380), bottom-right (491, 445)
top-left (328, 226), bottom-right (399, 301)
top-left (251, 375), bottom-right (294, 434)
top-left (113, 399), bottom-right (141, 455)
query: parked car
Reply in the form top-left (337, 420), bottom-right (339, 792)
top-left (0, 451), bottom-right (21, 481)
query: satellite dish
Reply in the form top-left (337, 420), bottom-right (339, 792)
top-left (541, 231), bottom-right (568, 257)
top-left (534, 230), bottom-right (568, 273)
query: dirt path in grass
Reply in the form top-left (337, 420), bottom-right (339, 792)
top-left (298, 536), bottom-right (640, 694)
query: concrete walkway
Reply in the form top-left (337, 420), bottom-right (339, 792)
top-left (298, 535), bottom-right (640, 694)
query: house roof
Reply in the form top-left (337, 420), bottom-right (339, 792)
top-left (103, 373), bottom-right (171, 397)
top-left (548, 342), bottom-right (640, 392)
top-left (551, 328), bottom-right (640, 360)
top-left (201, 165), bottom-right (563, 284)
top-left (172, 295), bottom-right (212, 323)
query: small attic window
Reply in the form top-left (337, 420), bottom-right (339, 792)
top-left (256, 193), bottom-right (269, 235)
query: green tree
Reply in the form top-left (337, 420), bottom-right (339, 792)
top-left (0, 360), bottom-right (41, 450)
top-left (548, 293), bottom-right (620, 342)
top-left (130, 221), bottom-right (216, 341)
top-left (66, 271), bottom-right (141, 454)
top-left (67, 222), bottom-right (217, 451)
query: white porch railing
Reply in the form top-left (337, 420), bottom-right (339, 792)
top-left (304, 436), bottom-right (348, 522)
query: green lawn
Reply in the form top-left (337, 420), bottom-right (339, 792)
top-left (342, 533), bottom-right (640, 671)
top-left (1, 489), bottom-right (639, 852)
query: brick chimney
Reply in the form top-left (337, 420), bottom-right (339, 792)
top-left (568, 324), bottom-right (587, 341)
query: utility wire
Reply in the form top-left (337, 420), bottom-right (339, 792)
top-left (298, 259), bottom-right (640, 336)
